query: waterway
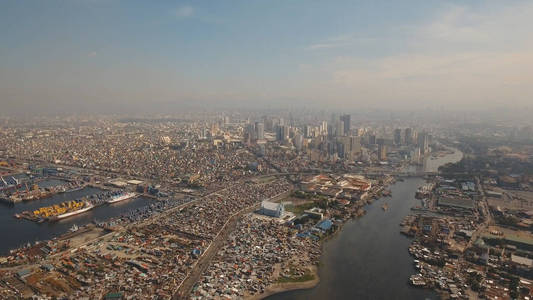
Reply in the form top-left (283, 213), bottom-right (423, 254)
top-left (268, 149), bottom-right (463, 300)
top-left (0, 187), bottom-right (153, 255)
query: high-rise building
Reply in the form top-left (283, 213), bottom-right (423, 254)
top-left (336, 136), bottom-right (351, 159)
top-left (369, 134), bottom-right (376, 145)
top-left (275, 125), bottom-right (283, 141)
top-left (394, 128), bottom-right (402, 145)
top-left (293, 133), bottom-right (303, 151)
top-left (340, 114), bottom-right (351, 136)
top-left (255, 122), bottom-right (264, 140)
top-left (410, 147), bottom-right (421, 163)
top-left (335, 120), bottom-right (344, 137)
top-left (282, 125), bottom-right (290, 142)
top-left (304, 125), bottom-right (312, 138)
top-left (321, 121), bottom-right (328, 135)
top-left (404, 128), bottom-right (412, 145)
top-left (377, 137), bottom-right (393, 146)
top-left (417, 132), bottom-right (429, 154)
top-left (244, 123), bottom-right (255, 143)
top-left (350, 136), bottom-right (361, 156)
top-left (378, 143), bottom-right (387, 161)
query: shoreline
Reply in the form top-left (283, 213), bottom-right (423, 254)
top-left (250, 175), bottom-right (399, 299)
top-left (248, 265), bottom-right (320, 300)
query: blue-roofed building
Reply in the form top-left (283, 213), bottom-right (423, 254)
top-left (316, 219), bottom-right (333, 232)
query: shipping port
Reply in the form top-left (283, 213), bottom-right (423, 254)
top-left (15, 191), bottom-right (138, 222)
top-left (1, 180), bottom-right (85, 204)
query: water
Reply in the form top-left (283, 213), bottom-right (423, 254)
top-left (0, 187), bottom-right (153, 255)
top-left (421, 148), bottom-right (463, 173)
top-left (268, 149), bottom-right (462, 300)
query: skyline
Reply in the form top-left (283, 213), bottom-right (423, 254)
top-left (1, 0), bottom-right (533, 114)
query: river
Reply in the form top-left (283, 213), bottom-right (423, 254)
top-left (267, 148), bottom-right (463, 300)
top-left (0, 187), bottom-right (154, 255)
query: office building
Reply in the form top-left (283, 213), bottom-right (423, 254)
top-left (340, 114), bottom-right (351, 136)
top-left (378, 143), bottom-right (387, 161)
top-left (418, 132), bottom-right (429, 154)
top-left (404, 128), bottom-right (413, 145)
top-left (394, 128), bottom-right (402, 145)
top-left (255, 122), bottom-right (264, 140)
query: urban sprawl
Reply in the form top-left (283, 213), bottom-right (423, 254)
top-left (0, 113), bottom-right (532, 299)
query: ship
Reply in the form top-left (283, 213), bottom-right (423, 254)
top-left (409, 274), bottom-right (426, 287)
top-left (49, 201), bottom-right (94, 221)
top-left (69, 224), bottom-right (79, 232)
top-left (107, 191), bottom-right (137, 204)
top-left (65, 186), bottom-right (84, 193)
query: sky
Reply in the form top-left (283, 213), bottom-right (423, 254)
top-left (1, 0), bottom-right (533, 114)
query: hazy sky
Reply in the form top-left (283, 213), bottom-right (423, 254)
top-left (1, 0), bottom-right (532, 114)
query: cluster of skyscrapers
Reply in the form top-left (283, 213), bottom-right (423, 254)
top-left (241, 114), bottom-right (433, 164)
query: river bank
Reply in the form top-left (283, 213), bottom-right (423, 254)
top-left (266, 149), bottom-right (462, 300)
top-left (248, 265), bottom-right (320, 300)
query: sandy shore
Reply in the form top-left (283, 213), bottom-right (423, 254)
top-left (247, 265), bottom-right (320, 300)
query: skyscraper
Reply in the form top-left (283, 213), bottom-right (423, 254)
top-left (369, 134), bottom-right (376, 145)
top-left (394, 128), bottom-right (402, 145)
top-left (293, 133), bottom-right (303, 151)
top-left (378, 143), bottom-right (387, 161)
top-left (404, 128), bottom-right (412, 145)
top-left (321, 121), bottom-right (328, 135)
top-left (255, 122), bottom-right (264, 140)
top-left (350, 136), bottom-right (362, 156)
top-left (304, 125), bottom-right (312, 138)
top-left (417, 132), bottom-right (429, 154)
top-left (340, 114), bottom-right (351, 136)
top-left (335, 120), bottom-right (344, 137)
top-left (276, 125), bottom-right (290, 142)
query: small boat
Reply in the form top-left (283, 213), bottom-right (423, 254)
top-left (69, 224), bottom-right (79, 232)
top-left (382, 203), bottom-right (389, 211)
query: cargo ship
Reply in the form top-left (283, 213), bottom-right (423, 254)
top-left (49, 202), bottom-right (94, 221)
top-left (107, 191), bottom-right (137, 204)
top-left (27, 200), bottom-right (94, 221)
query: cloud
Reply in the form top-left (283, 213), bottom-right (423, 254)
top-left (306, 43), bottom-right (346, 50)
top-left (174, 5), bottom-right (194, 18)
top-left (306, 34), bottom-right (377, 51)
top-left (294, 2), bottom-right (533, 109)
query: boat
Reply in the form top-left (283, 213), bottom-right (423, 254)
top-left (410, 206), bottom-right (427, 212)
top-left (48, 202), bottom-right (94, 221)
top-left (66, 186), bottom-right (84, 193)
top-left (69, 224), bottom-right (79, 232)
top-left (107, 192), bottom-right (137, 204)
top-left (409, 274), bottom-right (426, 287)
top-left (382, 203), bottom-right (389, 211)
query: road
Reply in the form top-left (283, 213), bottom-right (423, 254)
top-left (173, 203), bottom-right (260, 299)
